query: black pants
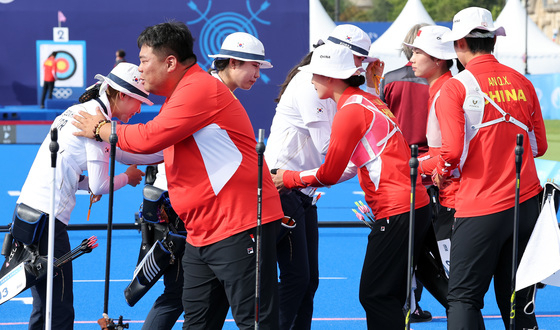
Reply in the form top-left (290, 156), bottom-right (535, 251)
top-left (447, 195), bottom-right (539, 330)
top-left (29, 219), bottom-right (74, 330)
top-left (181, 220), bottom-right (280, 330)
top-left (359, 205), bottom-right (431, 329)
top-left (40, 81), bottom-right (55, 107)
top-left (277, 191), bottom-right (319, 330)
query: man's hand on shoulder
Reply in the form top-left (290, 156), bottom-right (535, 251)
top-left (72, 107), bottom-right (107, 139)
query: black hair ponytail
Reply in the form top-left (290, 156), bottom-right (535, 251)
top-left (344, 75), bottom-right (365, 87)
top-left (78, 83), bottom-right (101, 103)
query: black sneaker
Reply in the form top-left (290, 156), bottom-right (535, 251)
top-left (410, 305), bottom-right (432, 323)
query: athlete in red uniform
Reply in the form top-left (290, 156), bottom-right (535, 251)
top-left (434, 8), bottom-right (547, 329)
top-left (273, 43), bottom-right (431, 329)
top-left (405, 25), bottom-right (459, 262)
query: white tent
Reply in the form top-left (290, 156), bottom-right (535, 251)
top-left (495, 0), bottom-right (560, 75)
top-left (309, 0), bottom-right (336, 51)
top-left (368, 0), bottom-right (435, 73)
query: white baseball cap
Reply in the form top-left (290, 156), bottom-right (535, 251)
top-left (403, 25), bottom-right (457, 60)
top-left (95, 62), bottom-right (153, 105)
top-left (327, 24), bottom-right (377, 63)
top-left (208, 32), bottom-right (272, 69)
top-left (298, 43), bottom-right (365, 79)
top-left (442, 7), bottom-right (506, 42)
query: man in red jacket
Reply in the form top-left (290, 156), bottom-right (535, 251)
top-left (433, 7), bottom-right (547, 329)
top-left (73, 21), bottom-right (283, 330)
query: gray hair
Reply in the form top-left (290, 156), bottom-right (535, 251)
top-left (401, 23), bottom-right (430, 60)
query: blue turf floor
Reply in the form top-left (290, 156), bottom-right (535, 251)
top-left (1, 144), bottom-right (559, 329)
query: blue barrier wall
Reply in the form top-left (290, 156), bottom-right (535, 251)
top-left (528, 73), bottom-right (560, 120)
top-left (0, 0), bottom-right (309, 134)
top-left (1, 1), bottom-right (557, 131)
top-left (536, 158), bottom-right (560, 184)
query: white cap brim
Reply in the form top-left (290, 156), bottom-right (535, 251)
top-left (208, 54), bottom-right (273, 69)
top-left (95, 74), bottom-right (154, 106)
top-left (402, 42), bottom-right (457, 60)
top-left (362, 55), bottom-right (378, 63)
top-left (441, 25), bottom-right (506, 42)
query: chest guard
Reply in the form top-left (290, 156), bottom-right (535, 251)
top-left (453, 70), bottom-right (529, 170)
top-left (456, 70), bottom-right (528, 141)
top-left (342, 95), bottom-right (399, 168)
top-left (426, 91), bottom-right (443, 148)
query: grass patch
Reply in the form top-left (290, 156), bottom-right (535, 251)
top-left (542, 120), bottom-right (560, 162)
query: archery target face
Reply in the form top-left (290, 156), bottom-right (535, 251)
top-left (54, 51), bottom-right (77, 81)
top-left (39, 42), bottom-right (84, 87)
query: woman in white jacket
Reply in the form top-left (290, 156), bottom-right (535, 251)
top-left (16, 62), bottom-right (163, 330)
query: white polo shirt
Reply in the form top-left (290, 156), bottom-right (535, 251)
top-left (265, 71), bottom-right (337, 196)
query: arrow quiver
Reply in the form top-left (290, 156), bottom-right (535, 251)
top-left (124, 184), bottom-right (186, 307)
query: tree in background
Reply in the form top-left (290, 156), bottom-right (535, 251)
top-left (320, 0), bottom-right (504, 22)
